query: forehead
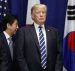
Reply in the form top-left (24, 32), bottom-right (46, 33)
top-left (34, 6), bottom-right (46, 10)
top-left (12, 20), bottom-right (18, 25)
top-left (13, 19), bottom-right (18, 23)
top-left (35, 7), bottom-right (46, 11)
top-left (32, 4), bottom-right (47, 12)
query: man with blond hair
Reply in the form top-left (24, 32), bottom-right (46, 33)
top-left (15, 4), bottom-right (62, 71)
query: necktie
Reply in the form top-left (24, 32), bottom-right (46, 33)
top-left (39, 26), bottom-right (47, 69)
top-left (8, 37), bottom-right (13, 59)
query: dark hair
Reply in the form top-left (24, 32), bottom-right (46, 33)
top-left (1, 14), bottom-right (18, 31)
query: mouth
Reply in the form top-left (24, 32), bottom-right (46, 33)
top-left (39, 17), bottom-right (45, 20)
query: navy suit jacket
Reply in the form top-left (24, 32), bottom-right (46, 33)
top-left (0, 33), bottom-right (15, 71)
top-left (15, 25), bottom-right (62, 71)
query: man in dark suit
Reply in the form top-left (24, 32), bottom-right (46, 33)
top-left (0, 14), bottom-right (19, 71)
top-left (15, 4), bottom-right (62, 71)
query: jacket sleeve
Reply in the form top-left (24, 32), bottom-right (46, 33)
top-left (14, 28), bottom-right (29, 71)
top-left (55, 30), bottom-right (63, 71)
top-left (0, 37), bottom-right (11, 71)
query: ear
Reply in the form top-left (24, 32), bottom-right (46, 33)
top-left (7, 23), bottom-right (10, 28)
top-left (31, 13), bottom-right (35, 20)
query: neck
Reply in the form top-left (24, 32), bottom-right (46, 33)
top-left (5, 30), bottom-right (12, 37)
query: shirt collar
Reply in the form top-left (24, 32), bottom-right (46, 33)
top-left (34, 22), bottom-right (45, 29)
top-left (3, 31), bottom-right (11, 40)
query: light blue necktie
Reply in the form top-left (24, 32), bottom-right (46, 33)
top-left (39, 26), bottom-right (47, 69)
top-left (8, 37), bottom-right (13, 59)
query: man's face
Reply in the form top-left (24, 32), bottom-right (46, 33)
top-left (32, 6), bottom-right (47, 25)
top-left (8, 20), bottom-right (19, 35)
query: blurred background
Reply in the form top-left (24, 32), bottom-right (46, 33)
top-left (0, 0), bottom-right (68, 44)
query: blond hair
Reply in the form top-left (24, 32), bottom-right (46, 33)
top-left (31, 4), bottom-right (47, 14)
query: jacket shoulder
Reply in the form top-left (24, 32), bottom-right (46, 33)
top-left (46, 26), bottom-right (58, 32)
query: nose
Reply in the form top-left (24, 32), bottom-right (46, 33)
top-left (40, 12), bottom-right (43, 16)
top-left (17, 25), bottom-right (19, 29)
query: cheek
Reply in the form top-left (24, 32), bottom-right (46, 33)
top-left (36, 16), bottom-right (40, 20)
top-left (12, 27), bottom-right (17, 34)
top-left (35, 15), bottom-right (40, 18)
top-left (12, 26), bottom-right (17, 31)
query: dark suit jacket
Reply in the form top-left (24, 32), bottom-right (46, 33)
top-left (0, 33), bottom-right (15, 71)
top-left (15, 25), bottom-right (62, 71)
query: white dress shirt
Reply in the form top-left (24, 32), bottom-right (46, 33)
top-left (3, 31), bottom-right (13, 59)
top-left (3, 31), bottom-right (11, 45)
top-left (34, 22), bottom-right (47, 53)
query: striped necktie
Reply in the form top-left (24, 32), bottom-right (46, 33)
top-left (39, 26), bottom-right (47, 69)
top-left (8, 37), bottom-right (13, 59)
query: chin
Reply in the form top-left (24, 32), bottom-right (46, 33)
top-left (40, 21), bottom-right (45, 23)
top-left (13, 31), bottom-right (16, 35)
top-left (40, 22), bottom-right (45, 24)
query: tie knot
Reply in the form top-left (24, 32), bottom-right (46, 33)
top-left (8, 37), bottom-right (12, 41)
top-left (8, 37), bottom-right (13, 44)
top-left (38, 26), bottom-right (42, 29)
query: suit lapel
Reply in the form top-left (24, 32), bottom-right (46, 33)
top-left (45, 27), bottom-right (52, 58)
top-left (30, 25), bottom-right (53, 66)
top-left (1, 33), bottom-right (12, 59)
top-left (2, 33), bottom-right (9, 47)
top-left (29, 25), bottom-right (41, 55)
top-left (30, 25), bottom-right (52, 55)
